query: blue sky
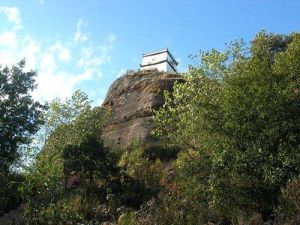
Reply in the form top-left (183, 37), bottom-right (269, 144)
top-left (0, 0), bottom-right (299, 105)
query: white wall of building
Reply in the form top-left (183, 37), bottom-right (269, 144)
top-left (141, 62), bottom-right (168, 72)
top-left (141, 52), bottom-right (168, 66)
top-left (140, 50), bottom-right (177, 73)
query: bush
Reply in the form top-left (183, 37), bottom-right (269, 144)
top-left (0, 172), bottom-right (24, 215)
top-left (141, 144), bottom-right (179, 162)
top-left (118, 144), bottom-right (166, 191)
top-left (24, 196), bottom-right (86, 225)
top-left (118, 211), bottom-right (137, 225)
top-left (152, 31), bottom-right (300, 223)
top-left (151, 151), bottom-right (217, 225)
top-left (21, 106), bottom-right (118, 224)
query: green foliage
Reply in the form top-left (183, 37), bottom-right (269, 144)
top-left (22, 195), bottom-right (88, 225)
top-left (116, 144), bottom-right (167, 212)
top-left (15, 31), bottom-right (300, 224)
top-left (0, 172), bottom-right (24, 215)
top-left (43, 90), bottom-right (91, 136)
top-left (118, 211), bottom-right (137, 225)
top-left (22, 92), bottom-right (170, 224)
top-left (219, 32), bottom-right (300, 215)
top-left (141, 144), bottom-right (179, 162)
top-left (222, 32), bottom-right (300, 184)
top-left (0, 60), bottom-right (44, 217)
top-left (153, 153), bottom-right (215, 225)
top-left (152, 56), bottom-right (224, 152)
top-left (152, 31), bottom-right (300, 223)
top-left (0, 60), bottom-right (45, 172)
top-left (62, 136), bottom-right (115, 184)
top-left (29, 99), bottom-right (108, 187)
top-left (20, 91), bottom-right (115, 224)
top-left (118, 144), bottom-right (165, 191)
top-left (27, 90), bottom-right (92, 163)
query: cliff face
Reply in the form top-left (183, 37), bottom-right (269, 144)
top-left (101, 69), bottom-right (183, 151)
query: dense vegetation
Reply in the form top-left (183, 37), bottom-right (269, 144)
top-left (1, 31), bottom-right (300, 225)
top-left (150, 31), bottom-right (300, 224)
top-left (0, 60), bottom-right (44, 216)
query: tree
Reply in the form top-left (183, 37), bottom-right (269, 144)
top-left (0, 60), bottom-right (44, 173)
top-left (61, 107), bottom-right (115, 188)
top-left (152, 50), bottom-right (231, 224)
top-left (36, 90), bottom-right (91, 146)
top-left (20, 102), bottom-right (115, 224)
top-left (152, 31), bottom-right (300, 223)
top-left (21, 90), bottom-right (92, 168)
top-left (62, 137), bottom-right (110, 184)
top-left (220, 32), bottom-right (300, 214)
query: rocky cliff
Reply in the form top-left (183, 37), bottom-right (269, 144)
top-left (101, 69), bottom-right (183, 151)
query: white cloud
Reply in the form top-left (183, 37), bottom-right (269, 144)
top-left (35, 50), bottom-right (92, 102)
top-left (0, 8), bottom-right (116, 103)
top-left (32, 70), bottom-right (93, 101)
top-left (76, 33), bottom-right (115, 79)
top-left (58, 48), bottom-right (71, 62)
top-left (0, 50), bottom-right (17, 66)
top-left (33, 71), bottom-right (71, 100)
top-left (19, 36), bottom-right (41, 70)
top-left (73, 24), bottom-right (116, 81)
top-left (77, 47), bottom-right (110, 69)
top-left (38, 0), bottom-right (44, 4)
top-left (74, 19), bottom-right (89, 43)
top-left (0, 6), bottom-right (22, 30)
top-left (49, 42), bottom-right (72, 62)
top-left (0, 31), bottom-right (17, 48)
top-left (71, 69), bottom-right (93, 83)
top-left (40, 53), bottom-right (56, 72)
top-left (77, 47), bottom-right (93, 68)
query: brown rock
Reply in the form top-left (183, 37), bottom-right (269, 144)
top-left (101, 69), bottom-right (183, 151)
top-left (248, 213), bottom-right (264, 225)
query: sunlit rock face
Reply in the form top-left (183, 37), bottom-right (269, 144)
top-left (101, 69), bottom-right (183, 151)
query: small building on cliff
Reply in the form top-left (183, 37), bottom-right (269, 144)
top-left (140, 48), bottom-right (178, 73)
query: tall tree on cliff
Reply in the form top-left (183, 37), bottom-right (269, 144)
top-left (0, 60), bottom-right (44, 173)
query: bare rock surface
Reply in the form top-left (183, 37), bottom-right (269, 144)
top-left (0, 204), bottom-right (24, 225)
top-left (101, 69), bottom-right (183, 151)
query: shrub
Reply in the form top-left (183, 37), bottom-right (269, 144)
top-left (153, 31), bottom-right (300, 223)
top-left (0, 172), bottom-right (24, 215)
top-left (118, 211), bottom-right (137, 225)
top-left (118, 144), bottom-right (165, 190)
top-left (141, 144), bottom-right (179, 162)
